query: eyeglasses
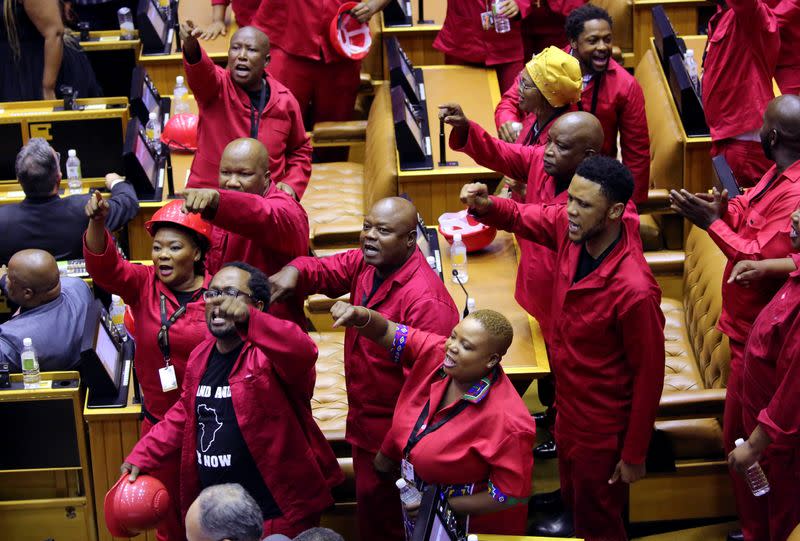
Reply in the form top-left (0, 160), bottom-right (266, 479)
top-left (202, 287), bottom-right (254, 301)
top-left (519, 79), bottom-right (536, 92)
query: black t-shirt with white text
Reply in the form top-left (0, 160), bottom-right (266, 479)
top-left (195, 343), bottom-right (281, 518)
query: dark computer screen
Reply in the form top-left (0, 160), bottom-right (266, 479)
top-left (0, 399), bottom-right (81, 470)
top-left (95, 320), bottom-right (122, 390)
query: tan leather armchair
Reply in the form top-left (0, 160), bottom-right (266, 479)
top-left (631, 226), bottom-right (735, 523)
top-left (301, 84), bottom-right (398, 249)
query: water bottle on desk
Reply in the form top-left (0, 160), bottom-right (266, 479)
top-left (21, 338), bottom-right (40, 389)
top-left (110, 295), bottom-right (127, 338)
top-left (734, 438), bottom-right (770, 496)
top-left (117, 7), bottom-right (135, 40)
top-left (396, 479), bottom-right (423, 507)
top-left (683, 50), bottom-right (700, 94)
top-left (493, 0), bottom-right (511, 33)
top-left (173, 76), bottom-right (190, 115)
top-left (451, 232), bottom-right (468, 284)
top-left (66, 149), bottom-right (82, 194)
top-left (146, 112), bottom-right (162, 153)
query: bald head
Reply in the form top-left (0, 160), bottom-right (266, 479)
top-left (227, 27), bottom-right (270, 92)
top-left (543, 112), bottom-right (605, 181)
top-left (765, 95), bottom-right (800, 151)
top-left (360, 197), bottom-right (419, 276)
top-left (218, 138), bottom-right (270, 194)
top-left (6, 249), bottom-right (61, 308)
top-left (231, 26), bottom-right (269, 50)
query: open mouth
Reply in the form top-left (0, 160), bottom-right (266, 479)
top-left (158, 265), bottom-right (173, 277)
top-left (443, 354), bottom-right (457, 368)
top-left (210, 308), bottom-right (227, 327)
top-left (233, 64), bottom-right (251, 76)
top-left (362, 244), bottom-right (380, 256)
top-left (592, 54), bottom-right (609, 69)
top-left (568, 221), bottom-right (580, 234)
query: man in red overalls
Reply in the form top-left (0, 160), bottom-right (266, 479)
top-left (671, 94), bottom-right (800, 541)
top-left (727, 208), bottom-right (800, 541)
top-left (269, 197), bottom-right (459, 541)
top-left (462, 156), bottom-right (665, 541)
top-left (252, 0), bottom-right (390, 128)
top-left (701, 0), bottom-right (779, 188)
top-left (494, 5), bottom-right (650, 205)
top-left (520, 0), bottom-right (584, 61)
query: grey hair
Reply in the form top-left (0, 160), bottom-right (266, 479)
top-left (15, 138), bottom-right (60, 196)
top-left (196, 484), bottom-right (263, 541)
top-left (293, 528), bottom-right (345, 541)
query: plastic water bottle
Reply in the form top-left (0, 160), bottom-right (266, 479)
top-left (683, 50), bottom-right (700, 94)
top-left (117, 7), bottom-right (135, 40)
top-left (511, 121), bottom-right (523, 140)
top-left (173, 76), bottom-right (190, 115)
top-left (110, 295), bottom-right (127, 337)
top-left (493, 0), bottom-right (511, 33)
top-left (66, 149), bottom-right (82, 194)
top-left (451, 232), bottom-right (468, 284)
top-left (468, 535), bottom-right (479, 541)
top-left (21, 338), bottom-right (40, 389)
top-left (467, 297), bottom-right (476, 315)
top-left (145, 112), bottom-right (162, 153)
top-left (396, 479), bottom-right (423, 507)
top-left (734, 438), bottom-right (770, 496)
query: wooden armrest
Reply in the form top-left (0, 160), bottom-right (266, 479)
top-left (644, 250), bottom-right (684, 274)
top-left (658, 389), bottom-right (727, 419)
top-left (312, 120), bottom-right (368, 144)
top-left (637, 188), bottom-right (672, 213)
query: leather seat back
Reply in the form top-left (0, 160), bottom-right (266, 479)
top-left (635, 49), bottom-right (684, 192)
top-left (682, 226), bottom-right (730, 389)
top-left (362, 84), bottom-right (399, 211)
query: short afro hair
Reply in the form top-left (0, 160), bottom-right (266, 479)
top-left (220, 261), bottom-right (271, 306)
top-left (565, 4), bottom-right (613, 42)
top-left (575, 155), bottom-right (634, 205)
top-left (468, 309), bottom-right (514, 356)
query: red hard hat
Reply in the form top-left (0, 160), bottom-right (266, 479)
top-left (145, 199), bottom-right (213, 242)
top-left (161, 113), bottom-right (198, 152)
top-left (438, 210), bottom-right (497, 252)
top-left (104, 473), bottom-right (172, 537)
top-left (329, 2), bottom-right (372, 60)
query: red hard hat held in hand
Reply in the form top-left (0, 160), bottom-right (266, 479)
top-left (330, 2), bottom-right (372, 60)
top-left (145, 199), bottom-right (213, 242)
top-left (104, 473), bottom-right (172, 537)
top-left (161, 113), bottom-right (199, 152)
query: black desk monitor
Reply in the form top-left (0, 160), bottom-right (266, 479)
top-left (123, 117), bottom-right (165, 200)
top-left (384, 0), bottom-right (413, 26)
top-left (130, 67), bottom-right (170, 125)
top-left (667, 54), bottom-right (709, 137)
top-left (391, 86), bottom-right (433, 170)
top-left (137, 0), bottom-right (172, 55)
top-left (653, 5), bottom-right (686, 74)
top-left (386, 36), bottom-right (423, 105)
top-left (79, 300), bottom-right (132, 407)
top-left (411, 485), bottom-right (465, 541)
top-left (712, 155), bottom-right (743, 198)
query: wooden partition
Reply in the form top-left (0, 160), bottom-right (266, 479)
top-left (632, 0), bottom-right (713, 65)
top-left (380, 0), bottom-right (446, 78)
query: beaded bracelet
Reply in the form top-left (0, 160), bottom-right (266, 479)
top-left (390, 324), bottom-right (409, 364)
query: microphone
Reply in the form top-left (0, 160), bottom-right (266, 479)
top-left (451, 269), bottom-right (471, 319)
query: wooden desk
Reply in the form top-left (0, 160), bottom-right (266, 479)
top-left (137, 4), bottom-right (237, 94)
top-left (439, 231), bottom-right (549, 392)
top-left (647, 36), bottom-right (713, 196)
top-left (398, 65), bottom-right (503, 224)
top-left (380, 0), bottom-right (446, 74)
top-left (632, 0), bottom-right (712, 65)
top-left (81, 30), bottom-right (141, 97)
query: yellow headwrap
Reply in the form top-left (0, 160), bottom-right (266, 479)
top-left (525, 46), bottom-right (583, 108)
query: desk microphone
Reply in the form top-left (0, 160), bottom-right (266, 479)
top-left (438, 118), bottom-right (459, 167)
top-left (451, 269), bottom-right (471, 319)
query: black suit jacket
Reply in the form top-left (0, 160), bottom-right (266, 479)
top-left (0, 182), bottom-right (139, 264)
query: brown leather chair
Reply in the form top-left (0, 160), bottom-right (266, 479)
top-left (301, 84), bottom-right (398, 249)
top-left (631, 225), bottom-right (735, 523)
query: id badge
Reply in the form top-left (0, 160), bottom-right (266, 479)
top-left (401, 458), bottom-right (415, 483)
top-left (480, 11), bottom-right (493, 30)
top-left (159, 365), bottom-right (178, 392)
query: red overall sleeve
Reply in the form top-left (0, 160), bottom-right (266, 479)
top-left (289, 249), bottom-right (362, 299)
top-left (547, 0), bottom-right (586, 16)
top-left (488, 430), bottom-right (536, 500)
top-left (82, 229), bottom-right (151, 303)
top-left (244, 307), bottom-right (318, 384)
top-left (450, 121), bottom-right (537, 184)
top-left (757, 336), bottom-right (800, 446)
top-left (213, 190), bottom-right (310, 255)
top-left (126, 391), bottom-right (188, 471)
top-left (475, 196), bottom-right (561, 251)
top-left (619, 296), bottom-right (666, 464)
top-left (707, 199), bottom-right (797, 261)
top-left (729, 0), bottom-right (777, 32)
top-left (618, 80), bottom-right (651, 205)
top-left (183, 47), bottom-right (225, 106)
top-left (719, 194), bottom-right (747, 230)
top-left (278, 93), bottom-right (312, 199)
top-left (494, 76), bottom-right (525, 128)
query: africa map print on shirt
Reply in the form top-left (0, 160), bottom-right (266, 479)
top-left (196, 383), bottom-right (233, 468)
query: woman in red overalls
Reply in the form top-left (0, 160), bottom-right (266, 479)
top-left (84, 196), bottom-right (212, 541)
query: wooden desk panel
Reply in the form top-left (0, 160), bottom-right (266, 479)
top-left (399, 65), bottom-right (503, 223)
top-left (138, 4), bottom-right (236, 94)
top-left (632, 0), bottom-right (712, 66)
top-left (439, 231), bottom-right (549, 389)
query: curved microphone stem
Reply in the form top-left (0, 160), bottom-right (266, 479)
top-left (452, 269), bottom-right (470, 318)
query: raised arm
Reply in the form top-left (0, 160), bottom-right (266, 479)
top-left (103, 174), bottom-right (140, 231)
top-left (181, 20), bottom-right (224, 104)
top-left (269, 249), bottom-right (363, 304)
top-left (494, 75), bottom-right (525, 139)
top-left (25, 0), bottom-right (64, 100)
